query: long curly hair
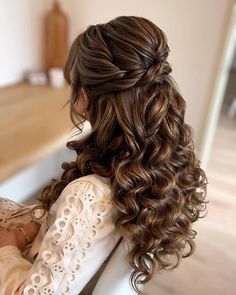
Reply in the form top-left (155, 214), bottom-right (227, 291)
top-left (38, 16), bottom-right (209, 294)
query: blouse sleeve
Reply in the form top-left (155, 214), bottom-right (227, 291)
top-left (0, 180), bottom-right (120, 295)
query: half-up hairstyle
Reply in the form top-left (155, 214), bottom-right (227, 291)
top-left (38, 16), bottom-right (209, 294)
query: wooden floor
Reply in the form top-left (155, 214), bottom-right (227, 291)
top-left (143, 112), bottom-right (236, 295)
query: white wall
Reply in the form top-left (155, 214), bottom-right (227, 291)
top-left (0, 0), bottom-right (44, 86)
top-left (0, 0), bottom-right (73, 87)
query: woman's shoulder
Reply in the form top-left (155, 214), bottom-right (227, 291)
top-left (47, 174), bottom-right (115, 230)
top-left (52, 174), bottom-right (112, 213)
top-left (68, 173), bottom-right (112, 197)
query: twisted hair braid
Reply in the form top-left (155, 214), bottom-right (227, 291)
top-left (37, 16), bottom-right (209, 294)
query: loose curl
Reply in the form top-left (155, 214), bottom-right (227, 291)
top-left (38, 16), bottom-right (209, 294)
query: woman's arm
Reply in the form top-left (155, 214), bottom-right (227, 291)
top-left (0, 221), bottom-right (41, 251)
top-left (0, 180), bottom-right (120, 295)
top-left (14, 221), bottom-right (41, 251)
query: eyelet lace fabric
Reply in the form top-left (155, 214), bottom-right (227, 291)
top-left (17, 179), bottom-right (119, 295)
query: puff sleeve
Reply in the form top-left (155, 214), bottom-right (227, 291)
top-left (0, 179), bottom-right (120, 295)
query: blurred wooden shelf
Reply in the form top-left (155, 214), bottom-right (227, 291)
top-left (0, 82), bottom-right (73, 183)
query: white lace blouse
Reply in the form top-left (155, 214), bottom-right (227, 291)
top-left (0, 174), bottom-right (121, 295)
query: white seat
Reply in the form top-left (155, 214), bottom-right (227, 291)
top-left (92, 239), bottom-right (141, 295)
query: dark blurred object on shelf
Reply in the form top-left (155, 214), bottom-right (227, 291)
top-left (44, 0), bottom-right (69, 71)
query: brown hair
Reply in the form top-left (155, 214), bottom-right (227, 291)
top-left (38, 16), bottom-right (209, 294)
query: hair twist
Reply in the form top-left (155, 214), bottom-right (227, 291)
top-left (135, 59), bottom-right (172, 87)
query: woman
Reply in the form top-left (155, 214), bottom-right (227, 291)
top-left (0, 16), bottom-right (208, 295)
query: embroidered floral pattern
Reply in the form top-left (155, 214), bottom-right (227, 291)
top-left (21, 180), bottom-right (113, 295)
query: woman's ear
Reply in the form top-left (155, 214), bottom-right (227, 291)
top-left (74, 88), bottom-right (90, 119)
top-left (81, 88), bottom-right (90, 109)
